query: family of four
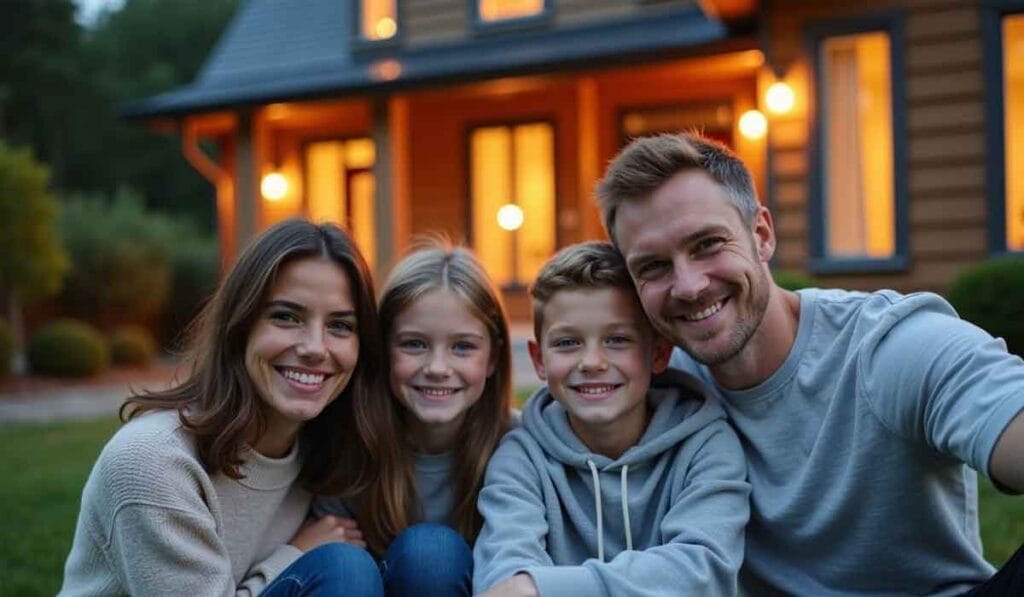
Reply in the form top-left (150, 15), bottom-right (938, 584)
top-left (59, 132), bottom-right (1024, 596)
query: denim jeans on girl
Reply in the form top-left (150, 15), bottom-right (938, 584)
top-left (261, 523), bottom-right (472, 596)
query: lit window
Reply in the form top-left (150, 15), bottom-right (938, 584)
top-left (470, 123), bottom-right (555, 286)
top-left (620, 102), bottom-right (734, 147)
top-left (305, 138), bottom-right (377, 268)
top-left (1004, 14), bottom-right (1024, 251)
top-left (820, 31), bottom-right (895, 259)
top-left (479, 0), bottom-right (544, 23)
top-left (362, 0), bottom-right (397, 41)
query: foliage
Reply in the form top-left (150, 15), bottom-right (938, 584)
top-left (27, 319), bottom-right (110, 377)
top-left (0, 141), bottom-right (69, 305)
top-left (58, 190), bottom-right (176, 326)
top-left (109, 325), bottom-right (158, 366)
top-left (772, 269), bottom-right (817, 291)
top-left (0, 319), bottom-right (13, 376)
top-left (161, 231), bottom-right (220, 348)
top-left (947, 256), bottom-right (1024, 356)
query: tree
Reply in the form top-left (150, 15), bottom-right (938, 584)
top-left (0, 141), bottom-right (70, 355)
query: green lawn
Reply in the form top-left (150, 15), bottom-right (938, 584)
top-left (1, 417), bottom-right (1021, 596)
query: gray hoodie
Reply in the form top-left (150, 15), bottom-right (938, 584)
top-left (473, 369), bottom-right (750, 596)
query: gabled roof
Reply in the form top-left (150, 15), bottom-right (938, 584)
top-left (123, 0), bottom-right (732, 119)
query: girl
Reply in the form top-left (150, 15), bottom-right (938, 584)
top-left (60, 219), bottom-right (387, 596)
top-left (315, 242), bottom-right (514, 596)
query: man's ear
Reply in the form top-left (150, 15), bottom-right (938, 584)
top-left (752, 205), bottom-right (777, 264)
top-left (651, 335), bottom-right (673, 374)
top-left (527, 339), bottom-right (547, 381)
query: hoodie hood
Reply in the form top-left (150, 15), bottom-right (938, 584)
top-left (522, 367), bottom-right (726, 470)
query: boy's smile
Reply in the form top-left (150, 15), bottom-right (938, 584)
top-left (528, 287), bottom-right (671, 458)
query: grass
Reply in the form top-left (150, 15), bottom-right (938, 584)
top-left (0, 417), bottom-right (1020, 596)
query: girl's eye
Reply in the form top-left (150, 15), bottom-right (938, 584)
top-left (452, 341), bottom-right (478, 354)
top-left (397, 338), bottom-right (427, 351)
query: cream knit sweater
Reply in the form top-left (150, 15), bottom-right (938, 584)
top-left (59, 409), bottom-right (311, 596)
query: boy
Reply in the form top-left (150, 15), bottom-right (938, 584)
top-left (473, 242), bottom-right (750, 597)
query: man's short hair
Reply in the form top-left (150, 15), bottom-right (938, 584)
top-left (530, 241), bottom-right (638, 340)
top-left (595, 132), bottom-right (759, 244)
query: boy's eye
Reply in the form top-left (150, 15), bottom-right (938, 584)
top-left (605, 335), bottom-right (633, 346)
top-left (551, 337), bottom-right (580, 350)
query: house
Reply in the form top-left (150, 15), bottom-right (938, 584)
top-left (125, 0), bottom-right (1024, 319)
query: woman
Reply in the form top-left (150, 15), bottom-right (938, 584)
top-left (60, 219), bottom-right (387, 596)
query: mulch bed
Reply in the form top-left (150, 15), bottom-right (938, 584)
top-left (0, 361), bottom-right (181, 398)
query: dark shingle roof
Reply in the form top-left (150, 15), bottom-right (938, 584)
top-left (123, 0), bottom-right (729, 118)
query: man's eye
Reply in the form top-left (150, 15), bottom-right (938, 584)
top-left (694, 237), bottom-right (725, 254)
top-left (635, 261), bottom-right (669, 280)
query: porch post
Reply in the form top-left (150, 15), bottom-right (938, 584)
top-left (235, 109), bottom-right (258, 253)
top-left (372, 97), bottom-right (410, 281)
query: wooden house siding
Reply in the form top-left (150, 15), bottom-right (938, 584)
top-left (403, 0), bottom-right (466, 45)
top-left (768, 0), bottom-right (989, 293)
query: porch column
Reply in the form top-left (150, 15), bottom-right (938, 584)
top-left (371, 97), bottom-right (411, 281)
top-left (235, 109), bottom-right (259, 253)
top-left (577, 76), bottom-right (604, 241)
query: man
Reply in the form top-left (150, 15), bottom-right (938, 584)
top-left (596, 132), bottom-right (1024, 595)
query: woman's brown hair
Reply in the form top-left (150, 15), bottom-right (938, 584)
top-left (352, 241), bottom-right (513, 554)
top-left (120, 219), bottom-right (385, 494)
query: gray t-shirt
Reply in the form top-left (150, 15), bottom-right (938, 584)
top-left (313, 451), bottom-right (455, 527)
top-left (671, 288), bottom-right (1024, 595)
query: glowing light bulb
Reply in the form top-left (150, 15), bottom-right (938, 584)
top-left (739, 110), bottom-right (767, 140)
top-left (497, 204), bottom-right (524, 231)
top-left (375, 17), bottom-right (397, 39)
top-left (261, 172), bottom-right (288, 201)
top-left (765, 82), bottom-right (795, 115)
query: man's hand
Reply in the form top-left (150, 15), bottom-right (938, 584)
top-left (990, 409), bottom-right (1024, 493)
top-left (478, 573), bottom-right (539, 597)
top-left (289, 515), bottom-right (366, 551)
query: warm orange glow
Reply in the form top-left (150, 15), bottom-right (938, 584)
top-left (470, 123), bottom-right (555, 284)
top-left (738, 110), bottom-right (767, 139)
top-left (362, 0), bottom-right (396, 40)
top-left (261, 172), bottom-right (288, 201)
top-left (822, 31), bottom-right (894, 258)
top-left (1005, 15), bottom-right (1024, 251)
top-left (497, 204), bottom-right (524, 231)
top-left (369, 59), bottom-right (402, 82)
top-left (765, 81), bottom-right (795, 114)
top-left (479, 0), bottom-right (544, 22)
top-left (304, 138), bottom-right (377, 268)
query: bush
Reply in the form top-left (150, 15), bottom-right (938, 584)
top-left (772, 269), bottom-right (817, 291)
top-left (0, 320), bottom-right (13, 376)
top-left (58, 190), bottom-right (176, 327)
top-left (161, 231), bottom-right (219, 349)
top-left (27, 319), bottom-right (109, 377)
top-left (947, 256), bottom-right (1024, 356)
top-left (109, 325), bottom-right (157, 366)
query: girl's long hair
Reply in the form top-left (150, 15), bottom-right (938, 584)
top-left (120, 219), bottom-right (385, 494)
top-left (351, 241), bottom-right (512, 554)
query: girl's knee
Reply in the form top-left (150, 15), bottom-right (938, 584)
top-left (302, 542), bottom-right (382, 595)
top-left (384, 525), bottom-right (472, 595)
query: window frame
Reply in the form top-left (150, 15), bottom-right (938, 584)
top-left (352, 0), bottom-right (402, 49)
top-left (805, 10), bottom-right (909, 274)
top-left (464, 117), bottom-right (560, 289)
top-left (982, 0), bottom-right (1024, 255)
top-left (469, 0), bottom-right (554, 35)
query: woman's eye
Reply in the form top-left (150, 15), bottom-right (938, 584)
top-left (269, 310), bottom-right (299, 324)
top-left (328, 319), bottom-right (355, 335)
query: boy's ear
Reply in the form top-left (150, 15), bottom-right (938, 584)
top-left (650, 335), bottom-right (673, 374)
top-left (527, 339), bottom-right (547, 381)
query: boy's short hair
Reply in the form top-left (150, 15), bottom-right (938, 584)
top-left (530, 241), bottom-right (639, 340)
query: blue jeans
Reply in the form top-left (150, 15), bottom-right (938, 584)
top-left (261, 523), bottom-right (472, 596)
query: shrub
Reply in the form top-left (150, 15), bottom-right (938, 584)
top-left (109, 325), bottom-right (157, 366)
top-left (58, 190), bottom-right (175, 327)
top-left (947, 256), bottom-right (1024, 356)
top-left (27, 319), bottom-right (109, 377)
top-left (161, 230), bottom-right (219, 349)
top-left (0, 320), bottom-right (13, 376)
top-left (772, 269), bottom-right (817, 291)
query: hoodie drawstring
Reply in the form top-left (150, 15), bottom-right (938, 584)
top-left (587, 460), bottom-right (633, 561)
top-left (620, 465), bottom-right (632, 551)
top-left (587, 460), bottom-right (605, 561)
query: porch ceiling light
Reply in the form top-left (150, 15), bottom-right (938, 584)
top-left (739, 110), bottom-right (767, 140)
top-left (261, 172), bottom-right (288, 201)
top-left (766, 82), bottom-right (795, 115)
top-left (375, 17), bottom-right (397, 39)
top-left (497, 203), bottom-right (524, 231)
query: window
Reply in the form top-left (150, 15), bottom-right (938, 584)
top-left (1003, 14), bottom-right (1024, 251)
top-left (304, 138), bottom-right (377, 268)
top-left (469, 122), bottom-right (555, 287)
top-left (360, 0), bottom-right (397, 41)
top-left (620, 102), bottom-right (734, 148)
top-left (808, 14), bottom-right (907, 272)
top-left (477, 0), bottom-right (546, 24)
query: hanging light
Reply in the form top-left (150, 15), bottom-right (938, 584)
top-left (497, 203), bottom-right (524, 231)
top-left (765, 81), bottom-right (795, 115)
top-left (739, 110), bottom-right (767, 140)
top-left (375, 17), bottom-right (397, 39)
top-left (261, 172), bottom-right (288, 201)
